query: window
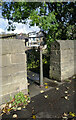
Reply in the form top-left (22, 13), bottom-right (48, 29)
top-left (33, 38), bottom-right (35, 41)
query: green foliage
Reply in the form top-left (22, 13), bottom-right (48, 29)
top-left (27, 49), bottom-right (40, 69)
top-left (2, 2), bottom-right (76, 51)
top-left (10, 96), bottom-right (13, 101)
top-left (10, 92), bottom-right (30, 109)
top-left (27, 49), bottom-right (49, 69)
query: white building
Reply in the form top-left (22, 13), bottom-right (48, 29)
top-left (27, 31), bottom-right (44, 47)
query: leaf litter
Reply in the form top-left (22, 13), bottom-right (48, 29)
top-left (44, 95), bottom-right (48, 98)
top-left (56, 87), bottom-right (59, 90)
top-left (40, 90), bottom-right (44, 93)
top-left (0, 92), bottom-right (31, 117)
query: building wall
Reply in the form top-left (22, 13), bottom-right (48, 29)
top-left (0, 38), bottom-right (28, 105)
top-left (49, 40), bottom-right (76, 81)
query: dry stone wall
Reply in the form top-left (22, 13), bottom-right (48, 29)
top-left (49, 40), bottom-right (76, 81)
top-left (0, 38), bottom-right (27, 105)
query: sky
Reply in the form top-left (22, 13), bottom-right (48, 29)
top-left (0, 6), bottom-right (40, 34)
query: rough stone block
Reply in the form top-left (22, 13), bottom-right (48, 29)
top-left (9, 82), bottom-right (20, 93)
top-left (50, 50), bottom-right (60, 60)
top-left (12, 64), bottom-right (26, 75)
top-left (11, 53), bottom-right (26, 64)
top-left (57, 40), bottom-right (74, 50)
top-left (74, 51), bottom-right (76, 56)
top-left (20, 78), bottom-right (27, 91)
top-left (50, 62), bottom-right (60, 68)
top-left (74, 67), bottom-right (76, 74)
top-left (49, 65), bottom-right (61, 81)
top-left (61, 61), bottom-right (74, 69)
top-left (1, 94), bottom-right (10, 104)
top-left (0, 68), bottom-right (2, 81)
top-left (61, 68), bottom-right (74, 78)
top-left (74, 55), bottom-right (76, 62)
top-left (2, 63), bottom-right (26, 76)
top-left (51, 41), bottom-right (60, 50)
top-left (1, 54), bottom-right (11, 67)
top-left (21, 89), bottom-right (28, 95)
top-left (61, 50), bottom-right (68, 58)
top-left (2, 39), bottom-right (25, 54)
top-left (0, 86), bottom-right (2, 96)
top-left (50, 72), bottom-right (61, 81)
top-left (50, 57), bottom-right (60, 63)
top-left (12, 71), bottom-right (27, 83)
top-left (2, 84), bottom-right (10, 95)
top-left (2, 75), bottom-right (12, 85)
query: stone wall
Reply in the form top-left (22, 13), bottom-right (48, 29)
top-left (0, 38), bottom-right (28, 105)
top-left (49, 40), bottom-right (76, 81)
top-left (74, 40), bottom-right (76, 75)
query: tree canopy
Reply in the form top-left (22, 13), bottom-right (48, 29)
top-left (2, 2), bottom-right (76, 49)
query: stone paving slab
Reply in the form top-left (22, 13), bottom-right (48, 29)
top-left (28, 70), bottom-right (63, 97)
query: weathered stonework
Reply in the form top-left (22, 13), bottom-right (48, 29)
top-left (0, 38), bottom-right (28, 105)
top-left (49, 40), bottom-right (76, 81)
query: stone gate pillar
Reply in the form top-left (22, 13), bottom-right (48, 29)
top-left (49, 40), bottom-right (76, 81)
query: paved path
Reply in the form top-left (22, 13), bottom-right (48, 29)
top-left (27, 70), bottom-right (62, 97)
top-left (2, 77), bottom-right (76, 119)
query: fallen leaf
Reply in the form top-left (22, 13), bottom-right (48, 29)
top-left (7, 108), bottom-right (11, 112)
top-left (28, 83), bottom-right (30, 86)
top-left (24, 95), bottom-right (27, 98)
top-left (67, 94), bottom-right (70, 97)
top-left (23, 106), bottom-right (26, 108)
top-left (32, 74), bottom-right (35, 77)
top-left (44, 83), bottom-right (48, 85)
top-left (73, 91), bottom-right (75, 93)
top-left (0, 113), bottom-right (4, 116)
top-left (32, 109), bottom-right (35, 114)
top-left (62, 116), bottom-right (68, 119)
top-left (40, 90), bottom-right (44, 93)
top-left (12, 107), bottom-right (17, 111)
top-left (13, 114), bottom-right (17, 118)
top-left (0, 104), bottom-right (6, 110)
top-left (32, 115), bottom-right (36, 119)
top-left (69, 112), bottom-right (76, 117)
top-left (44, 95), bottom-right (48, 98)
top-left (63, 112), bottom-right (68, 117)
top-left (32, 107), bottom-right (34, 110)
top-left (27, 100), bottom-right (30, 103)
top-left (66, 87), bottom-right (69, 89)
top-left (45, 86), bottom-right (48, 89)
top-left (64, 96), bottom-right (69, 100)
top-left (3, 107), bottom-right (8, 113)
top-left (9, 103), bottom-right (12, 108)
top-left (65, 91), bottom-right (68, 94)
top-left (73, 76), bottom-right (75, 79)
top-left (54, 81), bottom-right (57, 83)
top-left (17, 107), bottom-right (21, 110)
top-left (56, 88), bottom-right (59, 90)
